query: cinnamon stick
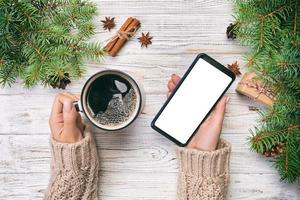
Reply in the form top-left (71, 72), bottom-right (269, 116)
top-left (104, 17), bottom-right (140, 57)
top-left (104, 17), bottom-right (134, 52)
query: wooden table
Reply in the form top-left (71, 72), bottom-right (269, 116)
top-left (0, 0), bottom-right (299, 199)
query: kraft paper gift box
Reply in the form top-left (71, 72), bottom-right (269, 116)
top-left (236, 72), bottom-right (275, 106)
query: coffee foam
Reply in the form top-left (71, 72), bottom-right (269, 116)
top-left (82, 70), bottom-right (142, 131)
top-left (95, 88), bottom-right (137, 127)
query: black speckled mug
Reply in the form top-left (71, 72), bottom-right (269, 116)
top-left (74, 70), bottom-right (145, 131)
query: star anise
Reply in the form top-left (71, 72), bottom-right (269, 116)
top-left (138, 32), bottom-right (153, 48)
top-left (228, 61), bottom-right (242, 76)
top-left (101, 17), bottom-right (115, 31)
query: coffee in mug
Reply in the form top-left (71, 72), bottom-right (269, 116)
top-left (75, 70), bottom-right (145, 131)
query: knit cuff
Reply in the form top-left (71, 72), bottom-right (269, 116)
top-left (50, 126), bottom-right (98, 175)
top-left (177, 139), bottom-right (231, 178)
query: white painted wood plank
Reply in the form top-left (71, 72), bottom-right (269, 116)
top-left (0, 93), bottom-right (260, 134)
top-left (0, 134), bottom-right (288, 174)
top-left (0, 172), bottom-right (299, 200)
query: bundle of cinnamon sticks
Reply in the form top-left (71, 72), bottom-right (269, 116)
top-left (104, 17), bottom-right (140, 57)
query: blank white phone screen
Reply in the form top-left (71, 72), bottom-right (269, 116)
top-left (154, 58), bottom-right (232, 144)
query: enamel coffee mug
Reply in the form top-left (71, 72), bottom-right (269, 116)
top-left (74, 70), bottom-right (145, 131)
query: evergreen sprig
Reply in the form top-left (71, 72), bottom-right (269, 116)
top-left (0, 0), bottom-right (105, 88)
top-left (233, 0), bottom-right (300, 184)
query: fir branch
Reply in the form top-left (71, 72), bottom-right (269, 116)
top-left (0, 62), bottom-right (18, 86)
top-left (250, 125), bottom-right (300, 153)
top-left (293, 1), bottom-right (297, 34)
top-left (277, 61), bottom-right (300, 68)
top-left (25, 40), bottom-right (46, 61)
top-left (258, 1), bottom-right (291, 48)
top-left (0, 0), bottom-right (104, 88)
top-left (260, 2), bottom-right (290, 20)
top-left (277, 125), bottom-right (300, 183)
top-left (234, 0), bottom-right (300, 184)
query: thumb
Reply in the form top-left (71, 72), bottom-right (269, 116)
top-left (211, 96), bottom-right (229, 124)
top-left (63, 100), bottom-right (78, 128)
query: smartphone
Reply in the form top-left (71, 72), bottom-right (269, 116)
top-left (151, 53), bottom-right (235, 146)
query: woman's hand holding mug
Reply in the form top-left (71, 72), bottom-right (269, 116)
top-left (49, 92), bottom-right (84, 143)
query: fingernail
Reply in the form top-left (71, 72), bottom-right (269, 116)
top-left (63, 101), bottom-right (72, 112)
top-left (226, 96), bottom-right (230, 104)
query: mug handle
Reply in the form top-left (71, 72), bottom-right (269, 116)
top-left (73, 101), bottom-right (83, 112)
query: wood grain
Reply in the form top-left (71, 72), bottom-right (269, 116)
top-left (0, 0), bottom-right (299, 199)
top-left (0, 173), bottom-right (299, 200)
top-left (0, 134), bottom-right (287, 174)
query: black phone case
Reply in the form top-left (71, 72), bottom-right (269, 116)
top-left (151, 53), bottom-right (236, 146)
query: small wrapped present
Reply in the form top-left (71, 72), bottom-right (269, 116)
top-left (236, 72), bottom-right (275, 106)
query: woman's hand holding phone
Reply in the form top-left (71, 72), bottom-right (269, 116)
top-left (167, 74), bottom-right (229, 151)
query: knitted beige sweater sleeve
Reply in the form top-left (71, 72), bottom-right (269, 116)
top-left (176, 139), bottom-right (231, 200)
top-left (44, 130), bottom-right (229, 200)
top-left (44, 128), bottom-right (99, 200)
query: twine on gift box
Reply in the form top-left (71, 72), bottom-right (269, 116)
top-left (238, 80), bottom-right (275, 100)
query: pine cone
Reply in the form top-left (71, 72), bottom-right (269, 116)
top-left (226, 23), bottom-right (237, 39)
top-left (270, 148), bottom-right (277, 157)
top-left (263, 150), bottom-right (271, 157)
top-left (275, 143), bottom-right (283, 154)
top-left (49, 73), bottom-right (71, 89)
top-left (262, 143), bottom-right (283, 158)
